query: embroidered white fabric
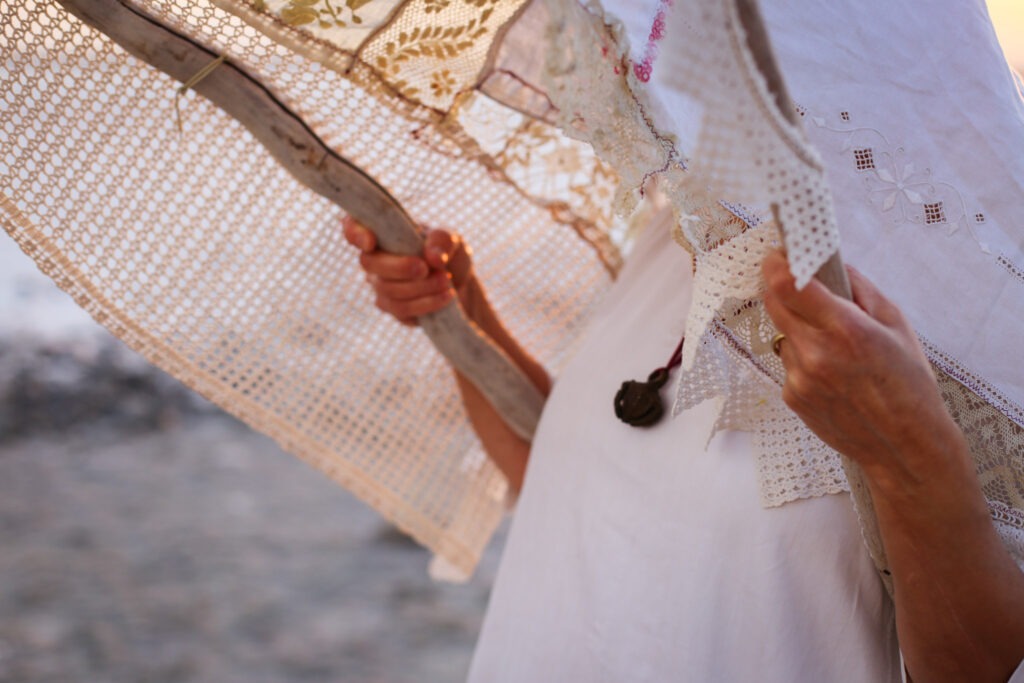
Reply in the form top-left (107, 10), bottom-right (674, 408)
top-left (538, 0), bottom-right (851, 509)
top-left (537, 0), bottom-right (1024, 580)
top-left (655, 0), bottom-right (840, 290)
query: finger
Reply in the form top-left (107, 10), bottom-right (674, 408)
top-left (847, 265), bottom-right (901, 326)
top-left (376, 289), bottom-right (455, 320)
top-left (775, 329), bottom-right (800, 369)
top-left (424, 228), bottom-right (474, 289)
top-left (448, 236), bottom-right (474, 288)
top-left (360, 251), bottom-right (430, 281)
top-left (762, 250), bottom-right (855, 329)
top-left (423, 229), bottom-right (454, 271)
top-left (371, 271), bottom-right (452, 301)
top-left (762, 282), bottom-right (804, 336)
top-left (342, 216), bottom-right (377, 253)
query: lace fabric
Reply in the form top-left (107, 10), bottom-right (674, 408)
top-left (0, 0), bottom-right (615, 578)
top-left (534, 0), bottom-right (851, 508)
top-left (4, 0), bottom-right (1024, 581)
top-left (533, 0), bottom-right (1024, 583)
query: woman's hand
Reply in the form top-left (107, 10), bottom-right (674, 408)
top-left (761, 249), bottom-right (964, 489)
top-left (762, 249), bottom-right (1024, 683)
top-left (342, 214), bottom-right (549, 496)
top-left (342, 216), bottom-right (475, 326)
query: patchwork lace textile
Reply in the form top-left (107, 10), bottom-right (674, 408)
top-left (3, 0), bottom-right (1023, 578)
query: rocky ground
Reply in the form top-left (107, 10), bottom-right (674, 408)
top-left (0, 409), bottom-right (506, 683)
top-left (0, 234), bottom-right (506, 683)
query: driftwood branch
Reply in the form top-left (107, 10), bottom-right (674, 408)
top-left (735, 0), bottom-right (852, 300)
top-left (56, 0), bottom-right (545, 440)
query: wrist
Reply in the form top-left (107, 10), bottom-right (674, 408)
top-left (456, 271), bottom-right (490, 326)
top-left (857, 386), bottom-right (968, 488)
top-left (863, 418), bottom-right (984, 520)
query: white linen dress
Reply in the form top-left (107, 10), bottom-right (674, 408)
top-left (467, 211), bottom-right (901, 682)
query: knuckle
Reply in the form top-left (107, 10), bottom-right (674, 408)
top-left (802, 348), bottom-right (831, 380)
top-left (785, 369), bottom-right (813, 400)
top-left (360, 253), bottom-right (385, 275)
top-left (434, 273), bottom-right (453, 293)
top-left (404, 259), bottom-right (427, 279)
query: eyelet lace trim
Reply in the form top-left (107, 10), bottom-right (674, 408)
top-left (535, 0), bottom-right (1024, 578)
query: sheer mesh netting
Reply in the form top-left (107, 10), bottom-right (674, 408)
top-left (0, 0), bottom-right (621, 578)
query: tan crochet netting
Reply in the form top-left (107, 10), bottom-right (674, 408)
top-left (7, 0), bottom-right (1024, 586)
top-left (0, 0), bottom-right (627, 578)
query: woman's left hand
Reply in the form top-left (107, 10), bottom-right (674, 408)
top-left (761, 249), bottom-right (964, 489)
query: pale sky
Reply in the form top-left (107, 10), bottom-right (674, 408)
top-left (988, 0), bottom-right (1024, 68)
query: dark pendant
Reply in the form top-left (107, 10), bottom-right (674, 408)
top-left (614, 367), bottom-right (669, 427)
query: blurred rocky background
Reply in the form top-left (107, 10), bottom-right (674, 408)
top-left (0, 232), bottom-right (504, 683)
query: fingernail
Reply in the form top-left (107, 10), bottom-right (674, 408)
top-left (428, 246), bottom-right (449, 266)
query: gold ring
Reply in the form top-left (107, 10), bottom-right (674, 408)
top-left (771, 332), bottom-right (787, 356)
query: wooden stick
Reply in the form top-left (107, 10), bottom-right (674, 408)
top-left (56, 0), bottom-right (545, 440)
top-left (735, 0), bottom-right (889, 593)
top-left (735, 0), bottom-right (852, 300)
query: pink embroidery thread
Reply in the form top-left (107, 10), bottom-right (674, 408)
top-left (634, 0), bottom-right (673, 83)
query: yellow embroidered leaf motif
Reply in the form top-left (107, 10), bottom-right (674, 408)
top-left (278, 0), bottom-right (377, 28)
top-left (280, 0), bottom-right (320, 26)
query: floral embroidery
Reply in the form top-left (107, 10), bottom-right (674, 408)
top-left (923, 201), bottom-right (945, 224)
top-left (493, 118), bottom-right (618, 235)
top-left (808, 112), bottom-right (992, 254)
top-left (429, 69), bottom-right (455, 97)
top-left (279, 0), bottom-right (375, 27)
top-left (853, 148), bottom-right (875, 170)
top-left (867, 151), bottom-right (934, 213)
top-left (423, 0), bottom-right (450, 13)
top-left (374, 10), bottom-right (492, 100)
top-left (543, 145), bottom-right (584, 175)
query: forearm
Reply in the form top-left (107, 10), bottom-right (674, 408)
top-left (761, 252), bottom-right (1024, 681)
top-left (453, 275), bottom-right (551, 495)
top-left (342, 219), bottom-right (547, 493)
top-left (862, 419), bottom-right (1024, 682)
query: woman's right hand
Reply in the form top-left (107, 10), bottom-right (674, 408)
top-left (342, 216), bottom-right (475, 326)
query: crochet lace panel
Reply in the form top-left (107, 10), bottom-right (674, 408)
top-left (533, 0), bottom-right (1024, 577)
top-left (1, 0), bottom-right (617, 579)
top-left (5, 0), bottom-right (1024, 579)
top-left (534, 0), bottom-right (846, 506)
